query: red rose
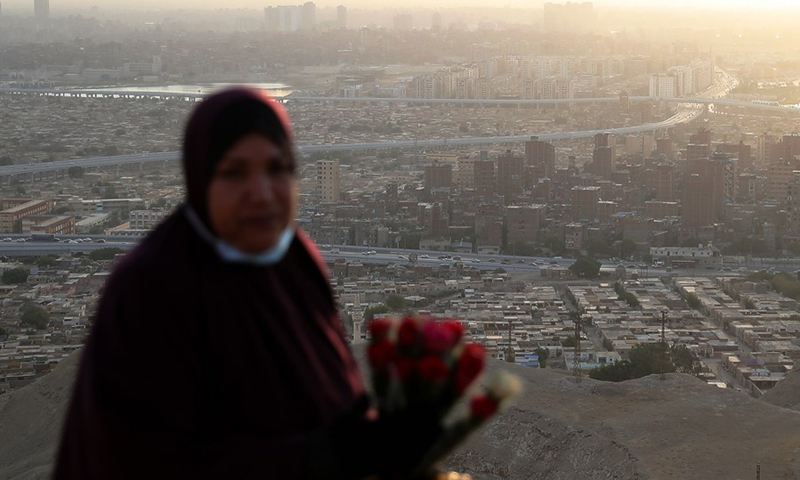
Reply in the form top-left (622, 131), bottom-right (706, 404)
top-left (455, 343), bottom-right (485, 393)
top-left (470, 394), bottom-right (498, 420)
top-left (416, 355), bottom-right (449, 382)
top-left (442, 319), bottom-right (465, 346)
top-left (369, 318), bottom-right (392, 342)
top-left (422, 321), bottom-right (454, 355)
top-left (394, 356), bottom-right (415, 381)
top-left (367, 340), bottom-right (396, 371)
top-left (397, 316), bottom-right (420, 349)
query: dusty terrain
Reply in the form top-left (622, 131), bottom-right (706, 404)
top-left (3, 350), bottom-right (800, 480)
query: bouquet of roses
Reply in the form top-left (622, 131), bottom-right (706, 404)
top-left (367, 314), bottom-right (521, 478)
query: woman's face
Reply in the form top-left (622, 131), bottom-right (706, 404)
top-left (207, 133), bottom-right (297, 253)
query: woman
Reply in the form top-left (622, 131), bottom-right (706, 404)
top-left (53, 87), bottom-right (437, 479)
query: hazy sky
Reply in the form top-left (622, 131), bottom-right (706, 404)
top-left (3, 0), bottom-right (800, 10)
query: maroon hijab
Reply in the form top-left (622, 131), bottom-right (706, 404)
top-left (53, 87), bottom-right (364, 480)
top-left (182, 87), bottom-right (295, 226)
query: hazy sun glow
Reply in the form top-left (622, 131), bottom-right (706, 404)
top-left (3, 0), bottom-right (800, 11)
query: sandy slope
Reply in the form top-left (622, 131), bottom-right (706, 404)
top-left (3, 350), bottom-right (800, 479)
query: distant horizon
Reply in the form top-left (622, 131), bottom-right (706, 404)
top-left (2, 0), bottom-right (800, 13)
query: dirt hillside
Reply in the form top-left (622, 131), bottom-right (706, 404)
top-left (760, 368), bottom-right (800, 411)
top-left (3, 350), bottom-right (800, 479)
top-left (0, 351), bottom-right (80, 480)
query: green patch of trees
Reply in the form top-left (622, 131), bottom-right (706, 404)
top-left (534, 347), bottom-right (549, 368)
top-left (88, 248), bottom-right (124, 261)
top-left (68, 166), bottom-right (85, 178)
top-left (569, 256), bottom-right (601, 278)
top-left (541, 236), bottom-right (566, 256)
top-left (36, 256), bottom-right (59, 268)
top-left (586, 238), bottom-right (612, 258)
top-left (685, 292), bottom-right (701, 309)
top-left (2, 267), bottom-right (30, 284)
top-left (613, 281), bottom-right (640, 308)
top-left (620, 291), bottom-right (640, 308)
top-left (364, 304), bottom-right (390, 321)
top-left (723, 237), bottom-right (769, 256)
top-left (384, 293), bottom-right (408, 311)
top-left (20, 303), bottom-right (50, 330)
top-left (771, 273), bottom-right (800, 300)
top-left (589, 343), bottom-right (700, 382)
top-left (507, 241), bottom-right (538, 256)
top-left (617, 239), bottom-right (638, 259)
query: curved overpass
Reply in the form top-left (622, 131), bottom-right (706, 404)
top-left (0, 108), bottom-right (701, 177)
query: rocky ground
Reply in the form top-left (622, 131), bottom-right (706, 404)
top-left (3, 350), bottom-right (800, 479)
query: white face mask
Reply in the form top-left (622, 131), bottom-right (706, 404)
top-left (215, 227), bottom-right (295, 265)
top-left (184, 206), bottom-right (295, 266)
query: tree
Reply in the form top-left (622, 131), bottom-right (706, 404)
top-left (36, 256), bottom-right (58, 268)
top-left (680, 237), bottom-right (699, 247)
top-left (743, 297), bottom-right (756, 309)
top-left (618, 239), bottom-right (638, 259)
top-left (20, 303), bottom-right (49, 330)
top-left (385, 293), bottom-right (408, 311)
top-left (586, 238), bottom-right (612, 258)
top-left (68, 166), bottom-right (85, 178)
top-left (588, 359), bottom-right (637, 382)
top-left (364, 304), bottom-right (390, 321)
top-left (569, 256), bottom-right (601, 278)
top-left (561, 334), bottom-right (576, 347)
top-left (507, 241), bottom-right (538, 256)
top-left (534, 347), bottom-right (549, 368)
top-left (102, 145), bottom-right (119, 156)
top-left (89, 248), bottom-right (124, 261)
top-left (685, 293), bottom-right (701, 309)
top-left (770, 272), bottom-right (800, 300)
top-left (620, 291), bottom-right (640, 309)
top-left (0, 155), bottom-right (12, 166)
top-left (589, 342), bottom-right (700, 382)
top-left (542, 236), bottom-right (566, 256)
top-left (2, 267), bottom-right (30, 284)
top-left (671, 344), bottom-right (701, 374)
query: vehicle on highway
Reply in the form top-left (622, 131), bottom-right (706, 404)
top-left (31, 233), bottom-right (57, 242)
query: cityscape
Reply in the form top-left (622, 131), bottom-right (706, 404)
top-left (3, 0), bottom-right (800, 477)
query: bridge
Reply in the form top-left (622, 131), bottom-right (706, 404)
top-left (1, 69), bottom-right (790, 180)
top-left (1, 86), bottom-right (799, 113)
top-left (0, 108), bottom-right (702, 179)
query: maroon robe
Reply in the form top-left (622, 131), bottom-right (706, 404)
top-left (54, 87), bottom-right (365, 479)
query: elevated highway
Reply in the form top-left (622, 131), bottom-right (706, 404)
top-left (0, 108), bottom-right (701, 178)
top-left (1, 87), bottom-right (797, 113)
